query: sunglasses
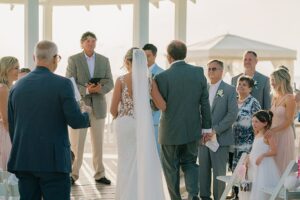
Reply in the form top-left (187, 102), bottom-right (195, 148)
top-left (208, 67), bottom-right (219, 72)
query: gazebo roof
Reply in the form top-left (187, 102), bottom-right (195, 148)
top-left (187, 34), bottom-right (297, 60)
top-left (0, 0), bottom-right (165, 6)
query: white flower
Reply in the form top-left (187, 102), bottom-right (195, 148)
top-left (254, 80), bottom-right (258, 89)
top-left (217, 89), bottom-right (224, 97)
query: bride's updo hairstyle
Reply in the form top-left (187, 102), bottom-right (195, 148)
top-left (123, 47), bottom-right (138, 71)
top-left (253, 110), bottom-right (274, 129)
top-left (124, 47), bottom-right (139, 63)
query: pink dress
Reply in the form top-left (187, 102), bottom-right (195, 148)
top-left (0, 84), bottom-right (12, 170)
top-left (0, 120), bottom-right (11, 170)
top-left (271, 96), bottom-right (295, 175)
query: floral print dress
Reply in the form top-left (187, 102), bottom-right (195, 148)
top-left (232, 95), bottom-right (261, 171)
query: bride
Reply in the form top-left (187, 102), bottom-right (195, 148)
top-left (110, 48), bottom-right (167, 200)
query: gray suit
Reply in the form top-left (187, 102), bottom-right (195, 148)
top-left (155, 61), bottom-right (211, 200)
top-left (66, 51), bottom-right (114, 181)
top-left (198, 81), bottom-right (238, 200)
top-left (231, 71), bottom-right (271, 110)
top-left (66, 52), bottom-right (114, 118)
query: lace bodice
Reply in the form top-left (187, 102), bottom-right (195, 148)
top-left (118, 76), bottom-right (134, 118)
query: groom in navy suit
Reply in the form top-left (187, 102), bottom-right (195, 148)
top-left (8, 40), bottom-right (90, 200)
top-left (143, 43), bottom-right (164, 153)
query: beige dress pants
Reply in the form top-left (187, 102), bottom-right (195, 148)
top-left (69, 113), bottom-right (105, 181)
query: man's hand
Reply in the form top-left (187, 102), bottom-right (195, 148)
top-left (211, 130), bottom-right (217, 137)
top-left (87, 83), bottom-right (102, 94)
top-left (200, 134), bottom-right (207, 145)
top-left (80, 101), bottom-right (92, 114)
top-left (201, 132), bottom-right (214, 144)
top-left (206, 132), bottom-right (215, 141)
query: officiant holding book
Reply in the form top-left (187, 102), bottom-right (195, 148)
top-left (198, 60), bottom-right (238, 200)
top-left (66, 31), bottom-right (114, 185)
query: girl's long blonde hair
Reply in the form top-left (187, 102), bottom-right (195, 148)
top-left (0, 56), bottom-right (19, 86)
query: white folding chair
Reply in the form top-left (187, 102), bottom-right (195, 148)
top-left (0, 170), bottom-right (19, 200)
top-left (260, 160), bottom-right (298, 200)
top-left (217, 152), bottom-right (248, 200)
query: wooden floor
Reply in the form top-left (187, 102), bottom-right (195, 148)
top-left (70, 123), bottom-right (300, 200)
top-left (71, 126), bottom-right (117, 200)
top-left (70, 156), bottom-right (117, 200)
top-left (69, 125), bottom-right (185, 200)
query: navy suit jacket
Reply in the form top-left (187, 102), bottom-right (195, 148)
top-left (8, 67), bottom-right (90, 173)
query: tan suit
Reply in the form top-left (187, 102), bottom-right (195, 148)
top-left (66, 52), bottom-right (114, 180)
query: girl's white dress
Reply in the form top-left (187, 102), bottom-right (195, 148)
top-left (248, 136), bottom-right (280, 200)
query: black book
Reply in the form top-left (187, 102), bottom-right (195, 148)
top-left (89, 78), bottom-right (109, 85)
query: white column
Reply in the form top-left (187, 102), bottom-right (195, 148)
top-left (224, 60), bottom-right (234, 77)
top-left (174, 0), bottom-right (187, 42)
top-left (282, 60), bottom-right (295, 85)
top-left (271, 60), bottom-right (282, 70)
top-left (25, 0), bottom-right (39, 69)
top-left (288, 60), bottom-right (295, 85)
top-left (43, 4), bottom-right (53, 41)
top-left (133, 0), bottom-right (149, 48)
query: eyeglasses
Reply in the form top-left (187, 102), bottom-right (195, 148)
top-left (54, 54), bottom-right (62, 63)
top-left (208, 67), bottom-right (219, 72)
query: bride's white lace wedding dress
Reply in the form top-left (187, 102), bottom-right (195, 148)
top-left (114, 49), bottom-right (167, 200)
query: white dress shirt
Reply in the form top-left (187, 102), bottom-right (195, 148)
top-left (84, 53), bottom-right (95, 78)
top-left (149, 63), bottom-right (156, 72)
top-left (209, 79), bottom-right (222, 107)
top-left (202, 80), bottom-right (221, 134)
top-left (85, 53), bottom-right (95, 95)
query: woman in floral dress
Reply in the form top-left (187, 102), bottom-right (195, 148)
top-left (231, 75), bottom-right (261, 199)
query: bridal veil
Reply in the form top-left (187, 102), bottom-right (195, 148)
top-left (132, 49), bottom-right (167, 200)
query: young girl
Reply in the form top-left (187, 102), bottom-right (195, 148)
top-left (248, 110), bottom-right (280, 200)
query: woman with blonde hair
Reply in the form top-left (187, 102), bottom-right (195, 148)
top-left (266, 67), bottom-right (296, 175)
top-left (0, 56), bottom-right (19, 170)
